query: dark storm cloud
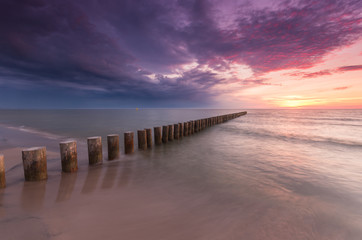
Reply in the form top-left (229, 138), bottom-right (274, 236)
top-left (0, 0), bottom-right (361, 107)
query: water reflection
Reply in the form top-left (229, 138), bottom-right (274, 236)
top-left (0, 189), bottom-right (5, 218)
top-left (118, 160), bottom-right (134, 187)
top-left (81, 166), bottom-right (102, 194)
top-left (101, 161), bottom-right (120, 189)
top-left (21, 181), bottom-right (46, 212)
top-left (56, 172), bottom-right (78, 202)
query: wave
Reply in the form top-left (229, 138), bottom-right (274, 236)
top-left (250, 114), bottom-right (362, 123)
top-left (296, 117), bottom-right (362, 122)
top-left (0, 123), bottom-right (64, 140)
top-left (225, 125), bottom-right (362, 149)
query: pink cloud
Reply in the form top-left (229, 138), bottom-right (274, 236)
top-left (302, 70), bottom-right (332, 78)
top-left (287, 64), bottom-right (362, 79)
top-left (333, 86), bottom-right (350, 90)
top-left (337, 65), bottom-right (362, 71)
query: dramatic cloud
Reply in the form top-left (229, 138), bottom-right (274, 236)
top-left (0, 0), bottom-right (361, 107)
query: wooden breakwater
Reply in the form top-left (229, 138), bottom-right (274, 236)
top-left (0, 111), bottom-right (247, 185)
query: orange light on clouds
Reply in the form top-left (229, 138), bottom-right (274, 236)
top-left (226, 39), bottom-right (362, 109)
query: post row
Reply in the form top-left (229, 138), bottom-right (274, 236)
top-left (0, 111), bottom-right (247, 184)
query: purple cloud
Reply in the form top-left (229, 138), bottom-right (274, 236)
top-left (229, 0), bottom-right (362, 72)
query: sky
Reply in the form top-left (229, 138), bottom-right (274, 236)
top-left (0, 0), bottom-right (361, 109)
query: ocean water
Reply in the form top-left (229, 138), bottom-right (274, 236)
top-left (0, 109), bottom-right (242, 143)
top-left (1, 109), bottom-right (362, 239)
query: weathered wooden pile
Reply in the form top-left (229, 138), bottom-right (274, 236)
top-left (0, 111), bottom-right (247, 187)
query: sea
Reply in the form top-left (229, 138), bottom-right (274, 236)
top-left (0, 109), bottom-right (362, 240)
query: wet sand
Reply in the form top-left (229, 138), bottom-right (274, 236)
top-left (0, 125), bottom-right (63, 172)
top-left (1, 124), bottom-right (362, 240)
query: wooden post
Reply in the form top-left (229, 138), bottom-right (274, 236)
top-left (190, 121), bottom-right (194, 134)
top-left (162, 125), bottom-right (169, 143)
top-left (179, 123), bottom-right (183, 138)
top-left (60, 140), bottom-right (78, 172)
top-left (107, 134), bottom-right (119, 160)
top-left (187, 121), bottom-right (191, 135)
top-left (22, 147), bottom-right (47, 181)
top-left (137, 130), bottom-right (147, 150)
top-left (174, 123), bottom-right (179, 139)
top-left (168, 125), bottom-right (174, 141)
top-left (124, 132), bottom-right (134, 154)
top-left (0, 154), bottom-right (5, 188)
top-left (87, 136), bottom-right (102, 165)
top-left (145, 128), bottom-right (152, 148)
top-left (184, 122), bottom-right (188, 136)
top-left (154, 127), bottom-right (162, 145)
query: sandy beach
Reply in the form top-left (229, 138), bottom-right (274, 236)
top-left (0, 125), bottom-right (63, 172)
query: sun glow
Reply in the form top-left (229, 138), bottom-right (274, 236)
top-left (271, 96), bottom-right (326, 108)
top-left (280, 100), bottom-right (315, 108)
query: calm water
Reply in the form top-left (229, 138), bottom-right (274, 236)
top-left (0, 109), bottom-right (362, 239)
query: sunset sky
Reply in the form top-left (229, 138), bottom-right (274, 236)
top-left (0, 0), bottom-right (361, 109)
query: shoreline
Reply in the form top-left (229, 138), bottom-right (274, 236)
top-left (0, 125), bottom-right (72, 173)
